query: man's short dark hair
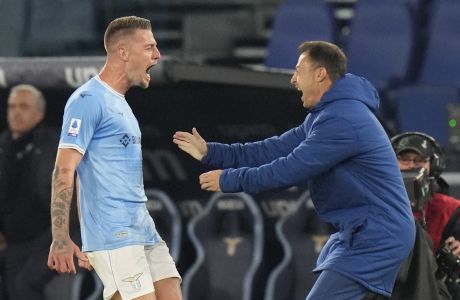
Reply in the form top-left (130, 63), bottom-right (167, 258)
top-left (298, 41), bottom-right (347, 82)
top-left (104, 16), bottom-right (152, 51)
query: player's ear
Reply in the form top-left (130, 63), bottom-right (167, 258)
top-left (118, 45), bottom-right (129, 62)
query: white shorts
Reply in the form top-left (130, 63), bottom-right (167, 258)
top-left (86, 241), bottom-right (181, 300)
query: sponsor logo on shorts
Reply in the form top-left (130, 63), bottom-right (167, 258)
top-left (122, 272), bottom-right (143, 290)
top-left (68, 118), bottom-right (81, 137)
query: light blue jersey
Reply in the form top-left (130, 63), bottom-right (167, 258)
top-left (59, 76), bottom-right (161, 252)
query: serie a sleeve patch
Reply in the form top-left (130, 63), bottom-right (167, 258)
top-left (68, 118), bottom-right (82, 136)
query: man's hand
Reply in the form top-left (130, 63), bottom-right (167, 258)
top-left (445, 236), bottom-right (460, 258)
top-left (199, 170), bottom-right (222, 192)
top-left (48, 237), bottom-right (93, 274)
top-left (173, 128), bottom-right (208, 161)
top-left (77, 252), bottom-right (93, 271)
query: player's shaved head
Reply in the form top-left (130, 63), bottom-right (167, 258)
top-left (104, 16), bottom-right (152, 52)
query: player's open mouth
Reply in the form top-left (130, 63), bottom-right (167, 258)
top-left (146, 64), bottom-right (155, 73)
top-left (145, 64), bottom-right (155, 80)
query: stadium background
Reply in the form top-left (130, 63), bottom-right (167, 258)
top-left (1, 0), bottom-right (460, 299)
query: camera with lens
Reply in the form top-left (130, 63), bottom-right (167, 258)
top-left (436, 243), bottom-right (460, 284)
top-left (402, 167), bottom-right (434, 212)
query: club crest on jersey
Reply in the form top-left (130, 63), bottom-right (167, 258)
top-left (68, 118), bottom-right (82, 136)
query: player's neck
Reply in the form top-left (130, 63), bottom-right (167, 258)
top-left (99, 64), bottom-right (129, 96)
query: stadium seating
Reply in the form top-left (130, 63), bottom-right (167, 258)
top-left (393, 85), bottom-right (460, 146)
top-left (252, 187), bottom-right (306, 300)
top-left (0, 0), bottom-right (27, 56)
top-left (44, 270), bottom-right (103, 300)
top-left (264, 191), bottom-right (333, 300)
top-left (25, 0), bottom-right (98, 56)
top-left (145, 189), bottom-right (182, 261)
top-left (69, 271), bottom-right (103, 300)
top-left (417, 0), bottom-right (460, 87)
top-left (345, 0), bottom-right (414, 89)
top-left (182, 192), bottom-right (264, 300)
top-left (182, 10), bottom-right (253, 63)
top-left (264, 0), bottom-right (334, 69)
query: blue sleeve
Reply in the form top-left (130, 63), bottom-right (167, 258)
top-left (219, 114), bottom-right (359, 193)
top-left (59, 93), bottom-right (104, 154)
top-left (202, 125), bottom-right (305, 168)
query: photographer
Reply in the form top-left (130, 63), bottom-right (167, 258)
top-left (391, 132), bottom-right (460, 299)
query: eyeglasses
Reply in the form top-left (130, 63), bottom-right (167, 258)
top-left (397, 155), bottom-right (430, 168)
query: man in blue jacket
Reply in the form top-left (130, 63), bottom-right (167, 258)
top-left (173, 41), bottom-right (415, 299)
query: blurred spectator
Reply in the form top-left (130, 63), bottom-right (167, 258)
top-left (0, 84), bottom-right (70, 299)
top-left (391, 132), bottom-right (460, 299)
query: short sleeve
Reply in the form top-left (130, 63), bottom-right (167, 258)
top-left (59, 92), bottom-right (104, 154)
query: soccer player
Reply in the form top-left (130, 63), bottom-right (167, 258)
top-left (48, 16), bottom-right (181, 300)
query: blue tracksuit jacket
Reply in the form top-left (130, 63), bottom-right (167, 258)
top-left (202, 73), bottom-right (415, 297)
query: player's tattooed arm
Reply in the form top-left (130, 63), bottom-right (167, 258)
top-left (50, 165), bottom-right (74, 253)
top-left (48, 148), bottom-right (90, 273)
